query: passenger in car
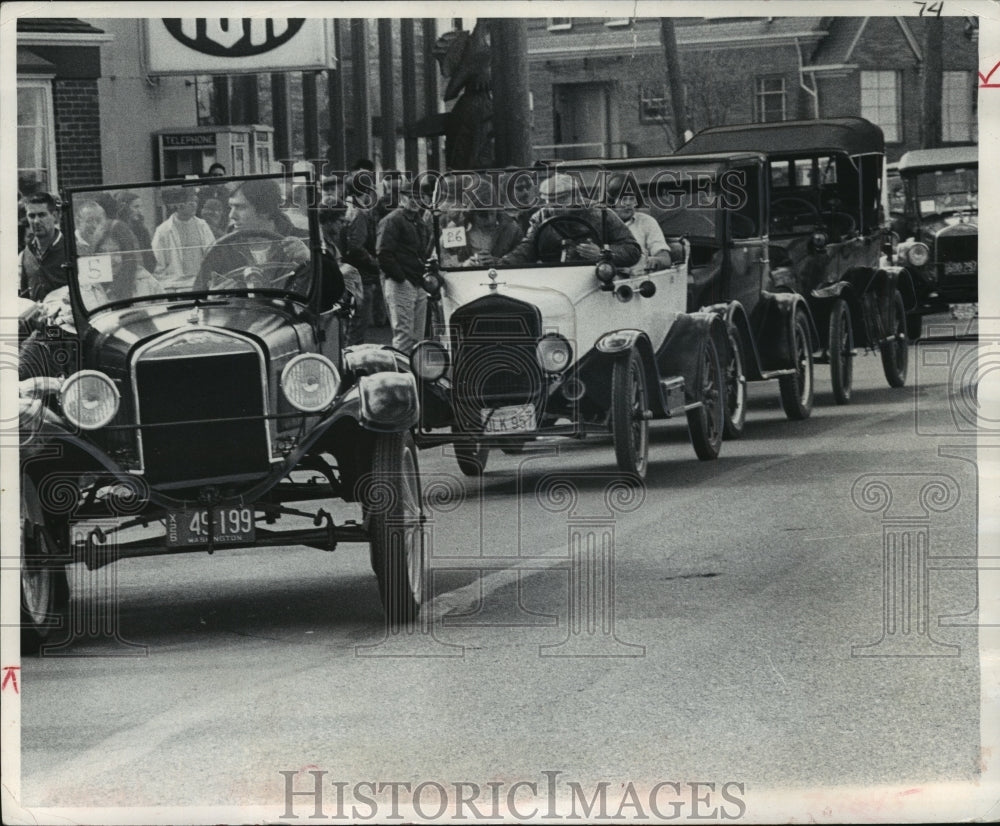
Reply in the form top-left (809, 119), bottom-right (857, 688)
top-left (439, 179), bottom-right (522, 269)
top-left (80, 220), bottom-right (163, 308)
top-left (499, 174), bottom-right (641, 267)
top-left (607, 178), bottom-right (675, 275)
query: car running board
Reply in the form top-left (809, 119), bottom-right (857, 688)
top-left (758, 368), bottom-right (797, 380)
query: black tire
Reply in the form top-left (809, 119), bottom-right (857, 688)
top-left (880, 289), bottom-right (909, 388)
top-left (906, 313), bottom-right (922, 342)
top-left (367, 431), bottom-right (424, 626)
top-left (828, 298), bottom-right (854, 405)
top-left (779, 308), bottom-right (814, 420)
top-left (686, 337), bottom-right (724, 460)
top-left (611, 349), bottom-right (649, 478)
top-left (454, 442), bottom-right (490, 476)
top-left (21, 476), bottom-right (69, 654)
top-left (722, 327), bottom-right (747, 439)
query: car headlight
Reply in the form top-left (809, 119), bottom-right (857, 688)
top-left (810, 231), bottom-right (828, 251)
top-left (410, 340), bottom-right (449, 381)
top-left (905, 242), bottom-right (930, 267)
top-left (536, 334), bottom-right (573, 373)
top-left (60, 370), bottom-right (119, 430)
top-left (281, 354), bottom-right (340, 412)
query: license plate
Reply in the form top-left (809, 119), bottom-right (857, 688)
top-left (482, 403), bottom-right (537, 434)
top-left (943, 261), bottom-right (976, 275)
top-left (166, 507), bottom-right (255, 547)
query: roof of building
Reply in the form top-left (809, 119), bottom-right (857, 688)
top-left (16, 18), bottom-right (105, 35)
top-left (677, 117), bottom-right (885, 157)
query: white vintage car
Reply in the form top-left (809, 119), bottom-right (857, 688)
top-left (409, 170), bottom-right (729, 480)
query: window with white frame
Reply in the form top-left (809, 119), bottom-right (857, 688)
top-left (17, 78), bottom-right (57, 197)
top-left (942, 71), bottom-right (977, 142)
top-left (755, 76), bottom-right (786, 123)
top-left (639, 84), bottom-right (671, 123)
top-left (547, 18), bottom-right (572, 31)
top-left (860, 70), bottom-right (900, 142)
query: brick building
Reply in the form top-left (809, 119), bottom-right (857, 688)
top-left (527, 16), bottom-right (979, 161)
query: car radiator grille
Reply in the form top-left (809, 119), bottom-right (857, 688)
top-left (135, 351), bottom-right (270, 485)
top-left (451, 300), bottom-right (544, 429)
top-left (936, 234), bottom-right (977, 266)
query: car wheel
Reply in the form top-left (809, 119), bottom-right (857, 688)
top-left (611, 348), bottom-right (649, 479)
top-left (454, 442), bottom-right (490, 476)
top-left (686, 337), bottom-right (724, 461)
top-left (722, 327), bottom-right (746, 439)
top-left (778, 308), bottom-right (814, 420)
top-left (367, 431), bottom-right (424, 626)
top-left (21, 476), bottom-right (69, 654)
top-left (880, 289), bottom-right (909, 388)
top-left (829, 298), bottom-right (854, 405)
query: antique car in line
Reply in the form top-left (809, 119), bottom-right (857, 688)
top-left (19, 173), bottom-right (425, 651)
top-left (894, 145), bottom-right (978, 329)
top-left (677, 117), bottom-right (915, 403)
top-left (410, 169), bottom-right (729, 480)
top-left (564, 154), bottom-right (820, 433)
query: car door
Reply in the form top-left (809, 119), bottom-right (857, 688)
top-left (724, 162), bottom-right (768, 317)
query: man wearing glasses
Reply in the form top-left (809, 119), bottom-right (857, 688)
top-left (499, 173), bottom-right (641, 267)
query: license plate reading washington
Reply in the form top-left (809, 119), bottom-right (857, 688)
top-left (482, 403), bottom-right (537, 434)
top-left (166, 507), bottom-right (255, 547)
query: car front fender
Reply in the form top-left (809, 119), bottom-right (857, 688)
top-left (656, 312), bottom-right (727, 404)
top-left (356, 372), bottom-right (420, 432)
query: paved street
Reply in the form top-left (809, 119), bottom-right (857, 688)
top-left (16, 318), bottom-right (991, 820)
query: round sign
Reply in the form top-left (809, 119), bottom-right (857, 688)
top-left (162, 19), bottom-right (306, 58)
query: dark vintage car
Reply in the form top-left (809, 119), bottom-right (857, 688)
top-left (566, 154), bottom-right (820, 432)
top-left (894, 145), bottom-right (978, 326)
top-left (410, 169), bottom-right (729, 481)
top-left (677, 117), bottom-right (915, 403)
top-left (18, 173), bottom-right (425, 651)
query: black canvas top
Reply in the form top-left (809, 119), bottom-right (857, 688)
top-left (677, 117), bottom-right (885, 158)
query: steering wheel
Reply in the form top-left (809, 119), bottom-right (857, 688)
top-left (771, 197), bottom-right (822, 233)
top-left (534, 215), bottom-right (600, 262)
top-left (196, 229), bottom-right (295, 291)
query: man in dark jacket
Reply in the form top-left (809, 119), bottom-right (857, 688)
top-left (376, 181), bottom-right (432, 354)
top-left (500, 173), bottom-right (641, 268)
top-left (19, 192), bottom-right (68, 301)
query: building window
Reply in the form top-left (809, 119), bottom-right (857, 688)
top-left (639, 84), bottom-right (671, 123)
top-left (860, 70), bottom-right (900, 142)
top-left (547, 18), bottom-right (572, 31)
top-left (942, 71), bottom-right (976, 142)
top-left (17, 78), bottom-right (57, 197)
top-left (755, 76), bottom-right (786, 123)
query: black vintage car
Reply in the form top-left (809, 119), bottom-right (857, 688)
top-left (18, 173), bottom-right (425, 650)
top-left (677, 117), bottom-right (915, 403)
top-left (565, 154), bottom-right (820, 432)
top-left (894, 145), bottom-right (978, 326)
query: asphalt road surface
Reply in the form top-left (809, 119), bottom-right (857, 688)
top-left (13, 314), bottom-right (996, 822)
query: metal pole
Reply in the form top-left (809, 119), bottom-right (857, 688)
top-left (350, 19), bottom-right (372, 164)
top-left (327, 20), bottom-right (347, 171)
top-left (271, 73), bottom-right (292, 162)
top-left (422, 18), bottom-right (441, 171)
top-left (302, 71), bottom-right (320, 164)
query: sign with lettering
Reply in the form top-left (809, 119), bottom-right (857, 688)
top-left (162, 133), bottom-right (217, 148)
top-left (144, 19), bottom-right (334, 74)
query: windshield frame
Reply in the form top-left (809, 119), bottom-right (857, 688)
top-left (63, 171), bottom-right (321, 319)
top-left (903, 165), bottom-right (978, 220)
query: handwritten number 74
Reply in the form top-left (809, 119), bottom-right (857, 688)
top-left (914, 1), bottom-right (943, 15)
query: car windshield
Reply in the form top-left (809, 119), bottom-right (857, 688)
top-left (66, 173), bottom-right (316, 313)
top-left (428, 167), bottom-right (720, 270)
top-left (910, 166), bottom-right (977, 217)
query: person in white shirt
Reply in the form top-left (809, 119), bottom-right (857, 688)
top-left (151, 186), bottom-right (216, 291)
top-left (610, 186), bottom-right (675, 276)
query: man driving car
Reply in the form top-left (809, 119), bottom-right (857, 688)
top-left (499, 173), bottom-right (641, 267)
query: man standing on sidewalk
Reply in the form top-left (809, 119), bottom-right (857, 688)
top-left (376, 180), bottom-right (431, 354)
top-left (19, 192), bottom-right (68, 301)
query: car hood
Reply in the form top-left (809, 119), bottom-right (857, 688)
top-left (919, 214), bottom-right (978, 241)
top-left (82, 297), bottom-right (310, 377)
top-left (439, 265), bottom-right (603, 338)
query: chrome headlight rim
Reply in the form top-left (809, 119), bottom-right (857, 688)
top-left (59, 369), bottom-right (120, 430)
top-left (595, 260), bottom-right (616, 284)
top-left (281, 353), bottom-right (341, 413)
top-left (410, 340), bottom-right (450, 381)
top-left (535, 333), bottom-right (573, 373)
top-left (905, 241), bottom-right (930, 268)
